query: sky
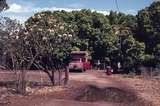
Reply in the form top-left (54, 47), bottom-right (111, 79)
top-left (0, 0), bottom-right (154, 23)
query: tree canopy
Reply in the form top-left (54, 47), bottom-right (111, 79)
top-left (0, 0), bottom-right (8, 12)
top-left (1, 1), bottom-right (160, 73)
top-left (137, 1), bottom-right (160, 53)
top-left (23, 9), bottom-right (146, 72)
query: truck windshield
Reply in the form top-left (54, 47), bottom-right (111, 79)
top-left (72, 58), bottom-right (81, 61)
top-left (71, 52), bottom-right (87, 62)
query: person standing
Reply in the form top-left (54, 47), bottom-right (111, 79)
top-left (106, 66), bottom-right (113, 75)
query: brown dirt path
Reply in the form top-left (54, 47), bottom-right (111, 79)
top-left (1, 70), bottom-right (159, 106)
top-left (38, 99), bottom-right (117, 106)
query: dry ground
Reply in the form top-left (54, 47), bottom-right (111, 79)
top-left (0, 70), bottom-right (160, 106)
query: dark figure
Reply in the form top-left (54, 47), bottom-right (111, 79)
top-left (106, 66), bottom-right (113, 75)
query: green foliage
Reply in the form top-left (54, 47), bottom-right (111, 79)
top-left (71, 47), bottom-right (80, 51)
top-left (137, 1), bottom-right (160, 53)
top-left (72, 10), bottom-right (112, 60)
top-left (136, 1), bottom-right (160, 67)
top-left (0, 5), bottom-right (152, 73)
top-left (107, 11), bottom-right (144, 71)
top-left (23, 9), bottom-right (147, 71)
top-left (25, 11), bottom-right (78, 69)
top-left (108, 11), bottom-right (137, 27)
top-left (120, 35), bottom-right (145, 71)
top-left (0, 17), bottom-right (23, 69)
top-left (2, 0), bottom-right (160, 84)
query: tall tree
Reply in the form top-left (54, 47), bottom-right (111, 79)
top-left (25, 11), bottom-right (78, 85)
top-left (137, 1), bottom-right (160, 53)
top-left (0, 17), bottom-right (22, 68)
top-left (0, 0), bottom-right (8, 12)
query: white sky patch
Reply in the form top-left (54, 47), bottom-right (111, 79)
top-left (126, 9), bottom-right (137, 15)
top-left (95, 10), bottom-right (109, 15)
top-left (5, 3), bottom-right (109, 15)
top-left (6, 15), bottom-right (29, 24)
top-left (34, 7), bottom-right (81, 13)
top-left (34, 7), bottom-right (109, 15)
top-left (3, 3), bottom-right (109, 24)
top-left (68, 3), bottom-right (85, 8)
top-left (5, 3), bottom-right (31, 13)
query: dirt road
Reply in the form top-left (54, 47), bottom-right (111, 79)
top-left (0, 70), bottom-right (160, 106)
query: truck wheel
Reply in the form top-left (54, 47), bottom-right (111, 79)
top-left (83, 69), bottom-right (86, 72)
top-left (81, 68), bottom-right (86, 72)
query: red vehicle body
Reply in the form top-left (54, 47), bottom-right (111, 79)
top-left (68, 51), bottom-right (91, 71)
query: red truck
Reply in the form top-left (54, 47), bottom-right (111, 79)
top-left (68, 51), bottom-right (91, 72)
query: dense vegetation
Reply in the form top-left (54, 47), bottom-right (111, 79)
top-left (1, 1), bottom-right (160, 73)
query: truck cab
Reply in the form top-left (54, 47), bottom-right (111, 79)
top-left (68, 51), bottom-right (91, 72)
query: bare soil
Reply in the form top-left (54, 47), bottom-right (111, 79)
top-left (0, 70), bottom-right (160, 106)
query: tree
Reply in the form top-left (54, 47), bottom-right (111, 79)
top-left (0, 0), bottom-right (8, 12)
top-left (71, 9), bottom-right (113, 60)
top-left (108, 11), bottom-right (137, 37)
top-left (25, 11), bottom-right (78, 85)
top-left (120, 35), bottom-right (145, 72)
top-left (107, 11), bottom-right (145, 72)
top-left (0, 17), bottom-right (22, 69)
top-left (137, 1), bottom-right (160, 53)
top-left (136, 1), bottom-right (160, 67)
top-left (0, 17), bottom-right (28, 94)
top-left (154, 44), bottom-right (160, 67)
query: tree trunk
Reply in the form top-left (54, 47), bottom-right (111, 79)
top-left (58, 69), bottom-right (62, 85)
top-left (43, 69), bottom-right (55, 86)
top-left (64, 67), bottom-right (69, 85)
top-left (51, 70), bottom-right (55, 86)
top-left (17, 69), bottom-right (26, 95)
